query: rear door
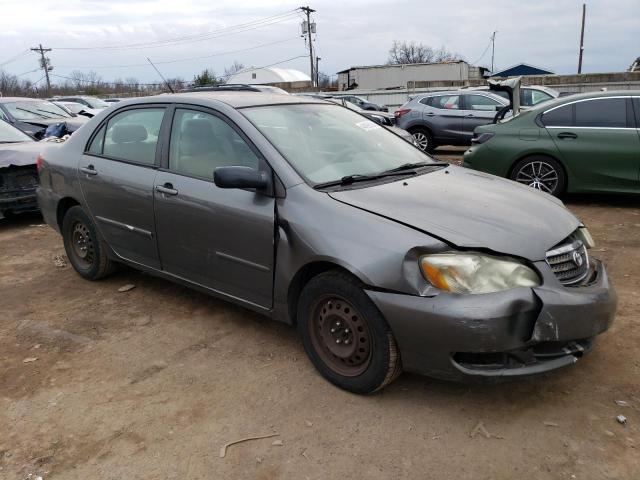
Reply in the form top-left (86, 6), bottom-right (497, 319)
top-left (423, 94), bottom-right (464, 142)
top-left (461, 94), bottom-right (504, 139)
top-left (543, 97), bottom-right (640, 192)
top-left (153, 106), bottom-right (276, 308)
top-left (78, 105), bottom-right (166, 268)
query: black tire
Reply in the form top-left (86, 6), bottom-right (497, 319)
top-left (62, 205), bottom-right (116, 280)
top-left (297, 271), bottom-right (402, 394)
top-left (410, 127), bottom-right (435, 153)
top-left (510, 155), bottom-right (566, 197)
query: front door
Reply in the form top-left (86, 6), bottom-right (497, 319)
top-left (423, 94), bottom-right (464, 143)
top-left (542, 97), bottom-right (640, 192)
top-left (78, 106), bottom-right (166, 268)
top-left (154, 107), bottom-right (275, 308)
top-left (461, 94), bottom-right (503, 140)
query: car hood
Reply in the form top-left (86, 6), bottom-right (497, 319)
top-left (0, 141), bottom-right (44, 168)
top-left (328, 165), bottom-right (580, 261)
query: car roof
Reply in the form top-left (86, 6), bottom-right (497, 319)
top-left (529, 90), bottom-right (640, 112)
top-left (414, 90), bottom-right (508, 103)
top-left (118, 91), bottom-right (328, 109)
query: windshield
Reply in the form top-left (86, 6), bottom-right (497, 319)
top-left (242, 104), bottom-right (436, 185)
top-left (60, 102), bottom-right (84, 114)
top-left (4, 100), bottom-right (72, 120)
top-left (0, 119), bottom-right (33, 142)
top-left (84, 97), bottom-right (110, 109)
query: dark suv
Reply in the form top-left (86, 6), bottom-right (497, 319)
top-left (394, 91), bottom-right (508, 152)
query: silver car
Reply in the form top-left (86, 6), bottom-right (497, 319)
top-left (36, 93), bottom-right (616, 393)
top-left (395, 90), bottom-right (509, 152)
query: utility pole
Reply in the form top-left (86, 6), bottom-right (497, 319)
top-left (490, 31), bottom-right (497, 73)
top-left (30, 44), bottom-right (52, 95)
top-left (300, 6), bottom-right (316, 86)
top-left (578, 3), bottom-right (586, 73)
top-left (316, 56), bottom-right (321, 88)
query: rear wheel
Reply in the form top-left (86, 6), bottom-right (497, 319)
top-left (410, 127), bottom-right (435, 153)
top-left (297, 271), bottom-right (402, 394)
top-left (510, 156), bottom-right (566, 196)
top-left (62, 206), bottom-right (116, 280)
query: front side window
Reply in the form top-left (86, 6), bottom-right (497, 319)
top-left (542, 104), bottom-right (573, 127)
top-left (169, 109), bottom-right (260, 179)
top-left (430, 95), bottom-right (460, 110)
top-left (575, 98), bottom-right (627, 128)
top-left (465, 94), bottom-right (502, 111)
top-left (242, 104), bottom-right (437, 185)
top-left (102, 108), bottom-right (165, 165)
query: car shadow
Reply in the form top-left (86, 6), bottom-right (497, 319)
top-left (0, 212), bottom-right (45, 230)
top-left (564, 192), bottom-right (640, 208)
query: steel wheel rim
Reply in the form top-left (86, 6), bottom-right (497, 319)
top-left (71, 221), bottom-right (95, 268)
top-left (412, 132), bottom-right (429, 151)
top-left (309, 295), bottom-right (373, 377)
top-left (515, 161), bottom-right (559, 193)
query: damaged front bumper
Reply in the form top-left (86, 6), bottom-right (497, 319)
top-left (0, 166), bottom-right (39, 216)
top-left (366, 258), bottom-right (616, 381)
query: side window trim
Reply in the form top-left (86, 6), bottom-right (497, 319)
top-left (162, 103), bottom-right (270, 182)
top-left (543, 96), bottom-right (636, 129)
top-left (83, 104), bottom-right (168, 168)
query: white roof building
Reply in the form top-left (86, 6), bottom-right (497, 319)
top-left (226, 67), bottom-right (311, 85)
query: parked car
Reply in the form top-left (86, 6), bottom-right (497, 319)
top-left (462, 91), bottom-right (640, 196)
top-left (468, 85), bottom-right (559, 107)
top-left (183, 84), bottom-right (290, 94)
top-left (37, 92), bottom-right (616, 393)
top-left (0, 119), bottom-right (44, 217)
top-left (0, 97), bottom-right (88, 139)
top-left (395, 90), bottom-right (509, 152)
top-left (337, 95), bottom-right (388, 112)
top-left (53, 96), bottom-right (111, 110)
top-left (53, 101), bottom-right (102, 118)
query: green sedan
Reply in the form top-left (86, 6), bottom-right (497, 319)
top-left (462, 91), bottom-right (640, 196)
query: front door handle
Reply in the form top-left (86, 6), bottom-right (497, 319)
top-left (557, 132), bottom-right (578, 140)
top-left (156, 183), bottom-right (178, 196)
top-left (466, 113), bottom-right (475, 117)
top-left (80, 165), bottom-right (98, 176)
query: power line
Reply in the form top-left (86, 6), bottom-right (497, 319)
top-left (470, 36), bottom-right (493, 66)
top-left (0, 49), bottom-right (32, 68)
top-left (52, 10), bottom-right (301, 51)
top-left (54, 37), bottom-right (301, 69)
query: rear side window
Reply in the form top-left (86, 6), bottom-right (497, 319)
top-left (430, 95), bottom-right (460, 110)
top-left (541, 104), bottom-right (573, 127)
top-left (87, 125), bottom-right (106, 154)
top-left (574, 98), bottom-right (627, 128)
top-left (464, 94), bottom-right (502, 111)
top-left (102, 108), bottom-right (165, 165)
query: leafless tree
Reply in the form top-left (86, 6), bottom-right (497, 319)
top-left (387, 40), bottom-right (462, 65)
top-left (223, 61), bottom-right (245, 79)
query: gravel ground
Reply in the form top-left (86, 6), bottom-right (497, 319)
top-left (1, 149), bottom-right (639, 479)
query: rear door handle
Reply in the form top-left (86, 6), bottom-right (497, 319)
top-left (557, 132), bottom-right (578, 140)
top-left (156, 183), bottom-right (178, 196)
top-left (425, 112), bottom-right (435, 117)
top-left (80, 165), bottom-right (97, 176)
top-left (466, 114), bottom-right (475, 117)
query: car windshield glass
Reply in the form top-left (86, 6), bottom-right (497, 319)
top-left (0, 119), bottom-right (33, 142)
top-left (242, 104), bottom-right (438, 185)
top-left (83, 97), bottom-right (110, 108)
top-left (5, 100), bottom-right (71, 120)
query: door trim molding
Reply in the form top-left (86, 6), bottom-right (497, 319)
top-left (216, 251), bottom-right (271, 272)
top-left (95, 215), bottom-right (154, 238)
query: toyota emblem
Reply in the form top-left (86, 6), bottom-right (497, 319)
top-left (572, 250), bottom-right (584, 267)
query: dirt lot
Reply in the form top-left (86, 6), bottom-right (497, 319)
top-left (1, 149), bottom-right (639, 479)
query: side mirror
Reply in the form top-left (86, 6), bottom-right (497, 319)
top-left (214, 166), bottom-right (270, 190)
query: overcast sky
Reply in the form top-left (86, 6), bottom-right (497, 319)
top-left (0, 0), bottom-right (638, 85)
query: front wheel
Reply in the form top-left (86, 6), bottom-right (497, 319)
top-left (510, 156), bottom-right (566, 196)
top-left (62, 205), bottom-right (116, 280)
top-left (297, 271), bottom-right (402, 394)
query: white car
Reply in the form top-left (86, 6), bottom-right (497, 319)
top-left (53, 101), bottom-right (103, 118)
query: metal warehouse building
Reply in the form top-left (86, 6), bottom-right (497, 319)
top-left (337, 61), bottom-right (487, 91)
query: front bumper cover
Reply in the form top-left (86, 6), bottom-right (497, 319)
top-left (366, 258), bottom-right (616, 380)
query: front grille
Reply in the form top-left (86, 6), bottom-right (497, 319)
top-left (546, 238), bottom-right (589, 285)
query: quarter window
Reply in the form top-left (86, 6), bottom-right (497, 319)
top-left (465, 94), bottom-right (502, 111)
top-left (541, 104), bottom-right (573, 127)
top-left (102, 108), bottom-right (165, 164)
top-left (575, 98), bottom-right (627, 128)
top-left (87, 125), bottom-right (106, 154)
top-left (168, 108), bottom-right (260, 179)
top-left (430, 95), bottom-right (460, 110)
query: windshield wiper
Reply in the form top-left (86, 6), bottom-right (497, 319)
top-left (314, 170), bottom-right (418, 190)
top-left (382, 161), bottom-right (448, 173)
top-left (37, 108), bottom-right (65, 117)
top-left (15, 107), bottom-right (53, 119)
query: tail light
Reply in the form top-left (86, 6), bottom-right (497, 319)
top-left (394, 108), bottom-right (411, 119)
top-left (36, 153), bottom-right (44, 171)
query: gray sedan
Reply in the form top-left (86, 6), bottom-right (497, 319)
top-left (36, 93), bottom-right (616, 393)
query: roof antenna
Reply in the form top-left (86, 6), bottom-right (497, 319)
top-left (146, 57), bottom-right (175, 93)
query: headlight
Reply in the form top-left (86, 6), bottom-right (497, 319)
top-left (576, 227), bottom-right (595, 249)
top-left (420, 253), bottom-right (540, 294)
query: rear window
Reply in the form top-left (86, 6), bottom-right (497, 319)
top-left (541, 104), bottom-right (573, 127)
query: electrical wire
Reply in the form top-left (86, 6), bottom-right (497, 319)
top-left (52, 9), bottom-right (301, 51)
top-left (0, 49), bottom-right (32, 67)
top-left (470, 36), bottom-right (493, 66)
top-left (15, 68), bottom-right (41, 77)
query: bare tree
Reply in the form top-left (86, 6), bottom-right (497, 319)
top-left (388, 40), bottom-right (462, 64)
top-left (223, 61), bottom-right (245, 79)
